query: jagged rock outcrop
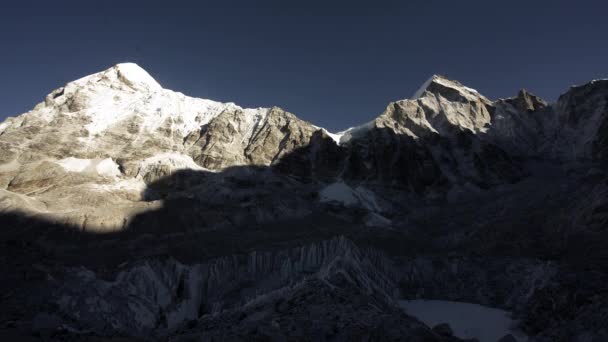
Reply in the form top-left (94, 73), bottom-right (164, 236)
top-left (188, 106), bottom-right (318, 169)
top-left (553, 79), bottom-right (608, 162)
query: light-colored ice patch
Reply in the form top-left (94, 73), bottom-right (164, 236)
top-left (320, 182), bottom-right (358, 206)
top-left (313, 121), bottom-right (375, 146)
top-left (89, 178), bottom-right (147, 193)
top-left (0, 122), bottom-right (7, 133)
top-left (55, 157), bottom-right (91, 173)
top-left (399, 300), bottom-right (528, 342)
top-left (312, 126), bottom-right (344, 145)
top-left (319, 182), bottom-right (381, 211)
top-left (324, 130), bottom-right (343, 144)
top-left (95, 158), bottom-right (122, 177)
top-left (55, 157), bottom-right (121, 177)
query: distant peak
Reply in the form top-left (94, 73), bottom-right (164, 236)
top-left (503, 88), bottom-right (547, 112)
top-left (411, 74), bottom-right (490, 104)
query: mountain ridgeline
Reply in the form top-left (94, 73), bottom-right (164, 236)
top-left (1, 65), bottom-right (606, 211)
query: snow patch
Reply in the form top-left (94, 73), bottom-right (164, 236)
top-left (323, 130), bottom-right (344, 144)
top-left (337, 121), bottom-right (375, 144)
top-left (55, 157), bottom-right (121, 177)
top-left (114, 63), bottom-right (162, 91)
top-left (312, 126), bottom-right (344, 145)
top-left (399, 300), bottom-right (529, 342)
top-left (95, 158), bottom-right (122, 177)
top-left (312, 121), bottom-right (375, 146)
top-left (320, 182), bottom-right (358, 206)
top-left (240, 107), bottom-right (271, 143)
top-left (319, 182), bottom-right (382, 211)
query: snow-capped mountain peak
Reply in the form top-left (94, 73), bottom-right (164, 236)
top-left (21, 63), bottom-right (272, 141)
top-left (65, 62), bottom-right (162, 94)
top-left (411, 74), bottom-right (491, 105)
top-left (111, 62), bottom-right (162, 91)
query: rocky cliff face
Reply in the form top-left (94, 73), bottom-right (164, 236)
top-left (1, 64), bottom-right (608, 341)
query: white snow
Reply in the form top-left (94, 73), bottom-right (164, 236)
top-left (313, 127), bottom-right (345, 145)
top-left (55, 157), bottom-right (121, 177)
top-left (0, 122), bottom-right (7, 133)
top-left (319, 182), bottom-right (382, 211)
top-left (68, 63), bottom-right (161, 92)
top-left (312, 122), bottom-right (375, 146)
top-left (399, 300), bottom-right (529, 342)
top-left (323, 130), bottom-right (344, 144)
top-left (240, 108), bottom-right (271, 143)
top-left (33, 62), bottom-right (273, 143)
top-left (95, 158), bottom-right (122, 177)
top-left (78, 83), bottom-right (237, 138)
top-left (337, 121), bottom-right (376, 145)
top-left (114, 63), bottom-right (162, 91)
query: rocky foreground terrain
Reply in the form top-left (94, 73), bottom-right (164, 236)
top-left (1, 63), bottom-right (607, 341)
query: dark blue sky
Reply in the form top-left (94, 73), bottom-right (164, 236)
top-left (1, 0), bottom-right (607, 131)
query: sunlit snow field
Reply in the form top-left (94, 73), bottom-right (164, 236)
top-left (399, 300), bottom-right (529, 342)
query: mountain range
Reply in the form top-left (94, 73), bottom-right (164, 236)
top-left (1, 63), bottom-right (607, 341)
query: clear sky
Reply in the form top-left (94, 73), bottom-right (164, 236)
top-left (1, 0), bottom-right (607, 131)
